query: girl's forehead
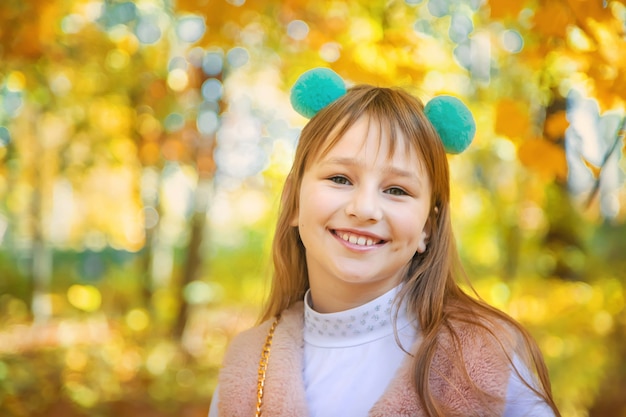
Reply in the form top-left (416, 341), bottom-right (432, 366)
top-left (313, 115), bottom-right (423, 165)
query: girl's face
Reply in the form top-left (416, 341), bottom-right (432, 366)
top-left (292, 116), bottom-right (432, 313)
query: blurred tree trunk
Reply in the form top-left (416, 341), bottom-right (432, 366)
top-left (172, 131), bottom-right (216, 339)
top-left (28, 107), bottom-right (53, 322)
top-left (171, 64), bottom-right (221, 340)
top-left (588, 333), bottom-right (626, 416)
top-left (30, 189), bottom-right (53, 322)
top-left (588, 222), bottom-right (626, 416)
top-left (138, 166), bottom-right (162, 310)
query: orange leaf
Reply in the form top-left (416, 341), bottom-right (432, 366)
top-left (518, 138), bottom-right (568, 181)
top-left (567, 0), bottom-right (613, 23)
top-left (593, 68), bottom-right (626, 111)
top-left (488, 0), bottom-right (527, 19)
top-left (532, 2), bottom-right (573, 38)
top-left (494, 99), bottom-right (531, 140)
top-left (140, 142), bottom-right (161, 166)
top-left (544, 110), bottom-right (569, 141)
top-left (582, 157), bottom-right (602, 180)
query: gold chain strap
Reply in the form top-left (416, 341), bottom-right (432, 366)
top-left (255, 314), bottom-right (281, 417)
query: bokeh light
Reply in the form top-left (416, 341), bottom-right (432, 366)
top-left (501, 29), bottom-right (524, 53)
top-left (67, 285), bottom-right (102, 312)
top-left (202, 52), bottom-right (224, 76)
top-left (287, 19), bottom-right (309, 40)
top-left (167, 68), bottom-right (189, 91)
top-left (226, 47), bottom-right (249, 67)
top-left (176, 15), bottom-right (206, 43)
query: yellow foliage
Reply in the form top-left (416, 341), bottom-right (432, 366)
top-left (518, 138), bottom-right (568, 181)
top-left (592, 67), bottom-right (626, 111)
top-left (587, 18), bottom-right (626, 68)
top-left (352, 43), bottom-right (396, 79)
top-left (88, 97), bottom-right (134, 136)
top-left (67, 285), bottom-right (102, 313)
top-left (566, 26), bottom-right (596, 53)
top-left (348, 16), bottom-right (384, 43)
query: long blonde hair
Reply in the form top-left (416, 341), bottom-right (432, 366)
top-left (262, 85), bottom-right (560, 416)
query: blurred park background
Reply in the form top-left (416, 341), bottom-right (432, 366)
top-left (0, 0), bottom-right (625, 416)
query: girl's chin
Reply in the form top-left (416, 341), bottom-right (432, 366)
top-left (333, 275), bottom-right (399, 290)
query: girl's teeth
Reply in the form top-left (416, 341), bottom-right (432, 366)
top-left (341, 233), bottom-right (375, 246)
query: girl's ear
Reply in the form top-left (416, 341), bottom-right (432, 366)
top-left (416, 230), bottom-right (429, 254)
top-left (417, 206), bottom-right (438, 253)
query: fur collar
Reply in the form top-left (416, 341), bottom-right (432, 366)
top-left (216, 301), bottom-right (510, 417)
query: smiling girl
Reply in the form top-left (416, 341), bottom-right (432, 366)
top-left (208, 70), bottom-right (560, 417)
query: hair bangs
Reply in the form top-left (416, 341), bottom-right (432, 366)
top-left (309, 86), bottom-right (431, 169)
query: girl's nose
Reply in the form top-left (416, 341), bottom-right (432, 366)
top-left (345, 185), bottom-right (383, 221)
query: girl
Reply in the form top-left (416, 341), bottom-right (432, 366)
top-left (208, 69), bottom-right (560, 417)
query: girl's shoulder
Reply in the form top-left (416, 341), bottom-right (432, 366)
top-left (442, 303), bottom-right (527, 357)
top-left (224, 321), bottom-right (278, 362)
top-left (410, 314), bottom-right (519, 415)
top-left (224, 301), bottom-right (306, 360)
top-left (216, 302), bottom-right (309, 417)
top-left (432, 313), bottom-right (525, 384)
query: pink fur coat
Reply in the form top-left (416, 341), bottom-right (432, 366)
top-left (215, 301), bottom-right (512, 417)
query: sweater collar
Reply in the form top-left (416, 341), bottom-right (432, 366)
top-left (303, 285), bottom-right (413, 348)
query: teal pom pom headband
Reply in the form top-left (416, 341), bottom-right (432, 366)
top-left (289, 68), bottom-right (476, 154)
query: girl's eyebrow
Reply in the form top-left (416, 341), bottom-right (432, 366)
top-left (321, 156), bottom-right (423, 184)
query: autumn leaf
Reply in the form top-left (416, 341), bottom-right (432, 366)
top-left (581, 157), bottom-right (602, 179)
top-left (532, 1), bottom-right (573, 38)
top-left (518, 137), bottom-right (568, 181)
top-left (592, 67), bottom-right (626, 111)
top-left (495, 99), bottom-right (532, 141)
top-left (567, 0), bottom-right (614, 24)
top-left (544, 110), bottom-right (569, 141)
top-left (487, 0), bottom-right (527, 19)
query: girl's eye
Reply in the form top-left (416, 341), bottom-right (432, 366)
top-left (385, 187), bottom-right (408, 196)
top-left (329, 175), bottom-right (351, 185)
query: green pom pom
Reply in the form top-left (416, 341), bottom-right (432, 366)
top-left (290, 68), bottom-right (347, 118)
top-left (424, 96), bottom-right (476, 154)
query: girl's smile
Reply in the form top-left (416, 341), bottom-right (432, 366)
top-left (293, 116), bottom-right (432, 313)
top-left (333, 229), bottom-right (386, 248)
